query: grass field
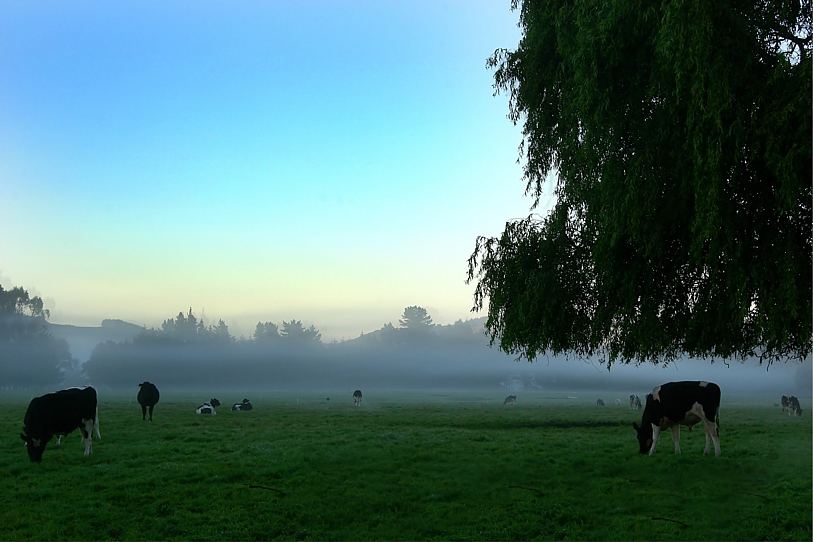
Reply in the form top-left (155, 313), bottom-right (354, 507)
top-left (1, 391), bottom-right (810, 541)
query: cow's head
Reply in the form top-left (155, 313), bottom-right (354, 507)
top-left (20, 431), bottom-right (46, 463)
top-left (210, 398), bottom-right (221, 407)
top-left (632, 422), bottom-right (653, 454)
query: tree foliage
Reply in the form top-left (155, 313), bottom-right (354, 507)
top-left (468, 0), bottom-right (811, 365)
top-left (0, 284), bottom-right (72, 386)
top-left (399, 306), bottom-right (434, 330)
top-left (280, 319), bottom-right (322, 344)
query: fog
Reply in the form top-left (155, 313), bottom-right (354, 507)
top-left (70, 322), bottom-right (812, 401)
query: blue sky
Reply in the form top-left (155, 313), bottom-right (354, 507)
top-left (0, 1), bottom-right (546, 339)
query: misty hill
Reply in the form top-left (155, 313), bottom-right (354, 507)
top-left (49, 319), bottom-right (144, 362)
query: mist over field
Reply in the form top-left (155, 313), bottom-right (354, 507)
top-left (3, 306), bottom-right (804, 400)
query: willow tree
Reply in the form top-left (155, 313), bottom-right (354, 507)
top-left (468, 0), bottom-right (811, 365)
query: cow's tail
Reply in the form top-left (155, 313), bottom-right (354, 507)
top-left (94, 405), bottom-right (101, 440)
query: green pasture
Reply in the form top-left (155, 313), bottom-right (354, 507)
top-left (1, 392), bottom-right (810, 541)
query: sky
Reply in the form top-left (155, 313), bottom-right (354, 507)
top-left (0, 1), bottom-right (547, 339)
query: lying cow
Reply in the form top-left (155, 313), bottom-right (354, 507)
top-left (137, 382), bottom-right (160, 421)
top-left (20, 386), bottom-right (100, 463)
top-left (353, 390), bottom-right (363, 406)
top-left (504, 395), bottom-right (517, 405)
top-left (196, 402), bottom-right (217, 415)
top-left (633, 381), bottom-right (721, 457)
top-left (232, 398), bottom-right (253, 411)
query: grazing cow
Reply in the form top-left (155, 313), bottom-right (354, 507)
top-left (789, 396), bottom-right (803, 416)
top-left (20, 386), bottom-right (100, 463)
top-left (596, 399), bottom-right (605, 407)
top-left (232, 398), bottom-right (253, 411)
top-left (209, 398), bottom-right (221, 408)
top-left (353, 390), bottom-right (363, 406)
top-left (781, 395), bottom-right (790, 414)
top-left (196, 402), bottom-right (216, 415)
top-left (137, 382), bottom-right (160, 421)
top-left (504, 395), bottom-right (517, 405)
top-left (633, 381), bottom-right (721, 456)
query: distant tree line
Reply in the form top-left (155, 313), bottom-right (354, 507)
top-left (82, 305), bottom-right (487, 387)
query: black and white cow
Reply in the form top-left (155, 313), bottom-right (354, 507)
top-left (353, 390), bottom-right (363, 406)
top-left (629, 394), bottom-right (642, 410)
top-left (196, 402), bottom-right (217, 415)
top-left (788, 396), bottom-right (803, 416)
top-left (633, 381), bottom-right (721, 456)
top-left (504, 395), bottom-right (517, 405)
top-left (137, 382), bottom-right (160, 421)
top-left (232, 398), bottom-right (253, 411)
top-left (20, 386), bottom-right (100, 463)
top-left (781, 395), bottom-right (790, 414)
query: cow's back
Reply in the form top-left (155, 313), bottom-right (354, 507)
top-left (657, 381), bottom-right (720, 422)
top-left (25, 387), bottom-right (97, 436)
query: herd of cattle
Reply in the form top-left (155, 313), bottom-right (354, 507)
top-left (19, 381), bottom-right (805, 463)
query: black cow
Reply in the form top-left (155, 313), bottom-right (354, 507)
top-left (504, 395), bottom-right (517, 405)
top-left (633, 381), bottom-right (721, 456)
top-left (353, 390), bottom-right (363, 406)
top-left (137, 382), bottom-right (160, 421)
top-left (232, 398), bottom-right (253, 411)
top-left (20, 386), bottom-right (100, 463)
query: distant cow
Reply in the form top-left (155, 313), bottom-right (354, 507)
top-left (633, 381), bottom-right (721, 457)
top-left (353, 390), bottom-right (363, 406)
top-left (629, 394), bottom-right (642, 410)
top-left (789, 396), bottom-right (803, 416)
top-left (209, 398), bottom-right (221, 408)
top-left (20, 386), bottom-right (100, 463)
top-left (137, 382), bottom-right (160, 421)
top-left (232, 398), bottom-right (253, 411)
top-left (196, 402), bottom-right (216, 415)
top-left (596, 399), bottom-right (605, 407)
top-left (504, 395), bottom-right (517, 405)
top-left (781, 395), bottom-right (790, 414)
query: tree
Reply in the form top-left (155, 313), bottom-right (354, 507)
top-left (254, 321), bottom-right (280, 342)
top-left (468, 1), bottom-right (811, 365)
top-left (280, 319), bottom-right (321, 344)
top-left (399, 306), bottom-right (434, 329)
top-left (0, 284), bottom-right (72, 386)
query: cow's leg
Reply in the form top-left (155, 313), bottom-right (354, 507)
top-left (94, 406), bottom-right (101, 440)
top-left (703, 429), bottom-right (711, 455)
top-left (148, 405), bottom-right (154, 421)
top-left (81, 419), bottom-right (94, 456)
top-left (703, 419), bottom-right (720, 456)
top-left (670, 425), bottom-right (681, 454)
top-left (141, 404), bottom-right (147, 421)
top-left (648, 425), bottom-right (661, 455)
top-left (56, 435), bottom-right (62, 447)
